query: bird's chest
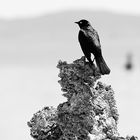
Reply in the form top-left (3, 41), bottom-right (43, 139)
top-left (78, 30), bottom-right (95, 50)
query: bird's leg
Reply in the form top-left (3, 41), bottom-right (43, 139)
top-left (87, 57), bottom-right (96, 76)
top-left (93, 57), bottom-right (95, 62)
top-left (87, 56), bottom-right (93, 66)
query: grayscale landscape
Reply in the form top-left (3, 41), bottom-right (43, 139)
top-left (0, 10), bottom-right (140, 140)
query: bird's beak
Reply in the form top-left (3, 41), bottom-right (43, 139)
top-left (75, 21), bottom-right (79, 24)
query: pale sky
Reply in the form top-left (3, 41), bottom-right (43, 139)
top-left (1, 0), bottom-right (140, 18)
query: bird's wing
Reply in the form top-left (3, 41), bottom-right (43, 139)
top-left (88, 29), bottom-right (101, 48)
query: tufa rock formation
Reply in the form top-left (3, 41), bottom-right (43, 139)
top-left (27, 56), bottom-right (138, 140)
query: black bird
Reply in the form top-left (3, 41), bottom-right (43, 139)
top-left (75, 19), bottom-right (110, 75)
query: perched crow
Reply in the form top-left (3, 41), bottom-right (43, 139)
top-left (75, 19), bottom-right (110, 75)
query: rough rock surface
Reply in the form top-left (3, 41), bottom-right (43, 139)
top-left (27, 56), bottom-right (138, 140)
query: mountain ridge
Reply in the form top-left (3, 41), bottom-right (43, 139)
top-left (0, 10), bottom-right (140, 65)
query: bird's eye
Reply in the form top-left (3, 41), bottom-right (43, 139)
top-left (79, 21), bottom-right (82, 24)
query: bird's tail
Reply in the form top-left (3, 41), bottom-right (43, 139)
top-left (95, 54), bottom-right (110, 75)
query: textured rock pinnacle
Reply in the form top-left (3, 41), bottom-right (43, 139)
top-left (27, 57), bottom-right (138, 140)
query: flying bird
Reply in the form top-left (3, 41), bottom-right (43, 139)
top-left (75, 19), bottom-right (110, 75)
top-left (125, 53), bottom-right (133, 71)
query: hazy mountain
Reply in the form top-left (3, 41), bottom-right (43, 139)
top-left (0, 10), bottom-right (140, 65)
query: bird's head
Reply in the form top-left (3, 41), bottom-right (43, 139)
top-left (75, 19), bottom-right (91, 29)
